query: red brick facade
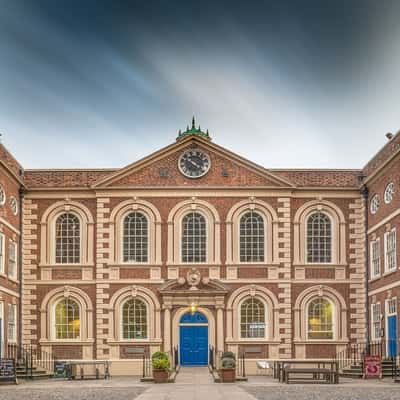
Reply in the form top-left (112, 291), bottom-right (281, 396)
top-left (0, 128), bottom-right (399, 374)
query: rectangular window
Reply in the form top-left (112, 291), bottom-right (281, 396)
top-left (387, 298), bottom-right (397, 315)
top-left (7, 304), bottom-right (17, 343)
top-left (371, 303), bottom-right (381, 341)
top-left (8, 241), bottom-right (17, 280)
top-left (384, 229), bottom-right (396, 273)
top-left (370, 239), bottom-right (381, 278)
top-left (0, 233), bottom-right (4, 274)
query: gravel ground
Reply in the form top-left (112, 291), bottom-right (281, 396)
top-left (242, 385), bottom-right (400, 400)
top-left (0, 387), bottom-right (147, 400)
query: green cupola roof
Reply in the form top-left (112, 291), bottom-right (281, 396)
top-left (176, 117), bottom-right (211, 141)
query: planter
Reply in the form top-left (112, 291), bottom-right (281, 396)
top-left (153, 369), bottom-right (169, 383)
top-left (220, 368), bottom-right (236, 383)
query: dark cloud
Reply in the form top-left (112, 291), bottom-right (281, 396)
top-left (0, 0), bottom-right (399, 168)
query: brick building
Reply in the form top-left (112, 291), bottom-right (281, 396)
top-left (0, 120), bottom-right (398, 374)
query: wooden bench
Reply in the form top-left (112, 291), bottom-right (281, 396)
top-left (274, 360), bottom-right (338, 384)
top-left (284, 367), bottom-right (337, 384)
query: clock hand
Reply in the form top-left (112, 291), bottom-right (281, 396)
top-left (187, 158), bottom-right (200, 168)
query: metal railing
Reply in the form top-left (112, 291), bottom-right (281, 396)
top-left (334, 339), bottom-right (400, 375)
top-left (173, 346), bottom-right (179, 370)
top-left (142, 348), bottom-right (152, 378)
top-left (6, 343), bottom-right (55, 378)
top-left (209, 346), bottom-right (215, 370)
top-left (236, 350), bottom-right (246, 378)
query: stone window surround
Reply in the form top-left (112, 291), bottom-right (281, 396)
top-left (40, 200), bottom-right (94, 267)
top-left (167, 198), bottom-right (220, 265)
top-left (108, 198), bottom-right (162, 266)
top-left (225, 285), bottom-right (280, 343)
top-left (108, 285), bottom-right (161, 343)
top-left (293, 200), bottom-right (347, 267)
top-left (39, 285), bottom-right (94, 344)
top-left (370, 238), bottom-right (381, 279)
top-left (226, 198), bottom-right (279, 266)
top-left (0, 232), bottom-right (4, 274)
top-left (293, 285), bottom-right (348, 343)
top-left (383, 227), bottom-right (397, 274)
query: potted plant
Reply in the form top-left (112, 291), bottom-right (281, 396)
top-left (219, 353), bottom-right (236, 383)
top-left (152, 351), bottom-right (170, 383)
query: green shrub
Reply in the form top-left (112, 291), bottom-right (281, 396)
top-left (152, 357), bottom-right (171, 371)
top-left (220, 357), bottom-right (236, 370)
top-left (221, 351), bottom-right (236, 360)
top-left (152, 351), bottom-right (169, 361)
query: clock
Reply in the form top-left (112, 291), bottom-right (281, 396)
top-left (178, 149), bottom-right (211, 178)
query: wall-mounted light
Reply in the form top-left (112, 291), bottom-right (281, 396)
top-left (189, 302), bottom-right (198, 315)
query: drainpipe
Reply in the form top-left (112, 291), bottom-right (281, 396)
top-left (18, 186), bottom-right (24, 352)
top-left (361, 184), bottom-right (370, 354)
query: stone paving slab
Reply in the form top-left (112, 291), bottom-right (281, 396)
top-left (242, 385), bottom-right (400, 400)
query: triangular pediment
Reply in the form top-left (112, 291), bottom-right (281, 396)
top-left (93, 135), bottom-right (295, 188)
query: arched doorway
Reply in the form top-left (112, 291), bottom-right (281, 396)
top-left (179, 311), bottom-right (208, 366)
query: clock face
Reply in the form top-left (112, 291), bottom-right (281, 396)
top-left (178, 149), bottom-right (211, 178)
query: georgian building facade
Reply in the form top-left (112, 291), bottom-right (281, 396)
top-left (0, 121), bottom-right (399, 374)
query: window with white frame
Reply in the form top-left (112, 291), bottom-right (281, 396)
top-left (370, 239), bottom-right (381, 278)
top-left (122, 298), bottom-right (147, 339)
top-left (387, 298), bottom-right (397, 316)
top-left (240, 297), bottom-right (266, 339)
top-left (7, 304), bottom-right (17, 343)
top-left (55, 213), bottom-right (80, 264)
top-left (0, 185), bottom-right (5, 206)
top-left (55, 298), bottom-right (80, 339)
top-left (384, 229), bottom-right (396, 273)
top-left (0, 233), bottom-right (4, 274)
top-left (8, 241), bottom-right (17, 280)
top-left (123, 212), bottom-right (148, 262)
top-left (306, 211), bottom-right (332, 263)
top-left (307, 298), bottom-right (333, 339)
top-left (239, 211), bottom-right (265, 262)
top-left (181, 212), bottom-right (207, 263)
top-left (370, 194), bottom-right (380, 214)
top-left (371, 303), bottom-right (381, 340)
top-left (384, 183), bottom-right (395, 204)
top-left (10, 196), bottom-right (18, 216)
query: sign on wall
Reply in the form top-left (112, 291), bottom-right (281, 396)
top-left (363, 355), bottom-right (382, 379)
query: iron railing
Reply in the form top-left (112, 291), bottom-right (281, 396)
top-left (6, 343), bottom-right (55, 378)
top-left (208, 346), bottom-right (215, 370)
top-left (142, 348), bottom-right (152, 378)
top-left (236, 350), bottom-right (246, 378)
top-left (334, 339), bottom-right (400, 375)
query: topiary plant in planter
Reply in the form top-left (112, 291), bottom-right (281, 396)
top-left (220, 356), bottom-right (236, 383)
top-left (221, 351), bottom-right (236, 361)
top-left (152, 352), bottom-right (170, 383)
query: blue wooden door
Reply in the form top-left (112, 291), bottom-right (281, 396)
top-left (388, 315), bottom-right (398, 358)
top-left (180, 325), bottom-right (208, 366)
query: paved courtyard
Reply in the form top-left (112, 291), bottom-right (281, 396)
top-left (0, 368), bottom-right (399, 400)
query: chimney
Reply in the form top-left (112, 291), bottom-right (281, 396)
top-left (386, 132), bottom-right (393, 140)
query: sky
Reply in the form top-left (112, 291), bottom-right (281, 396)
top-left (0, 0), bottom-right (400, 170)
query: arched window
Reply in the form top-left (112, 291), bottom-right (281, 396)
top-left (122, 298), bottom-right (148, 339)
top-left (181, 212), bottom-right (206, 263)
top-left (240, 298), bottom-right (266, 338)
top-left (307, 298), bottom-right (333, 339)
top-left (123, 212), bottom-right (148, 262)
top-left (55, 213), bottom-right (80, 264)
top-left (240, 211), bottom-right (265, 262)
top-left (55, 298), bottom-right (80, 339)
top-left (306, 212), bottom-right (332, 263)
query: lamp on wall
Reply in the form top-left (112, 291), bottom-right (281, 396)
top-left (189, 302), bottom-right (198, 315)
